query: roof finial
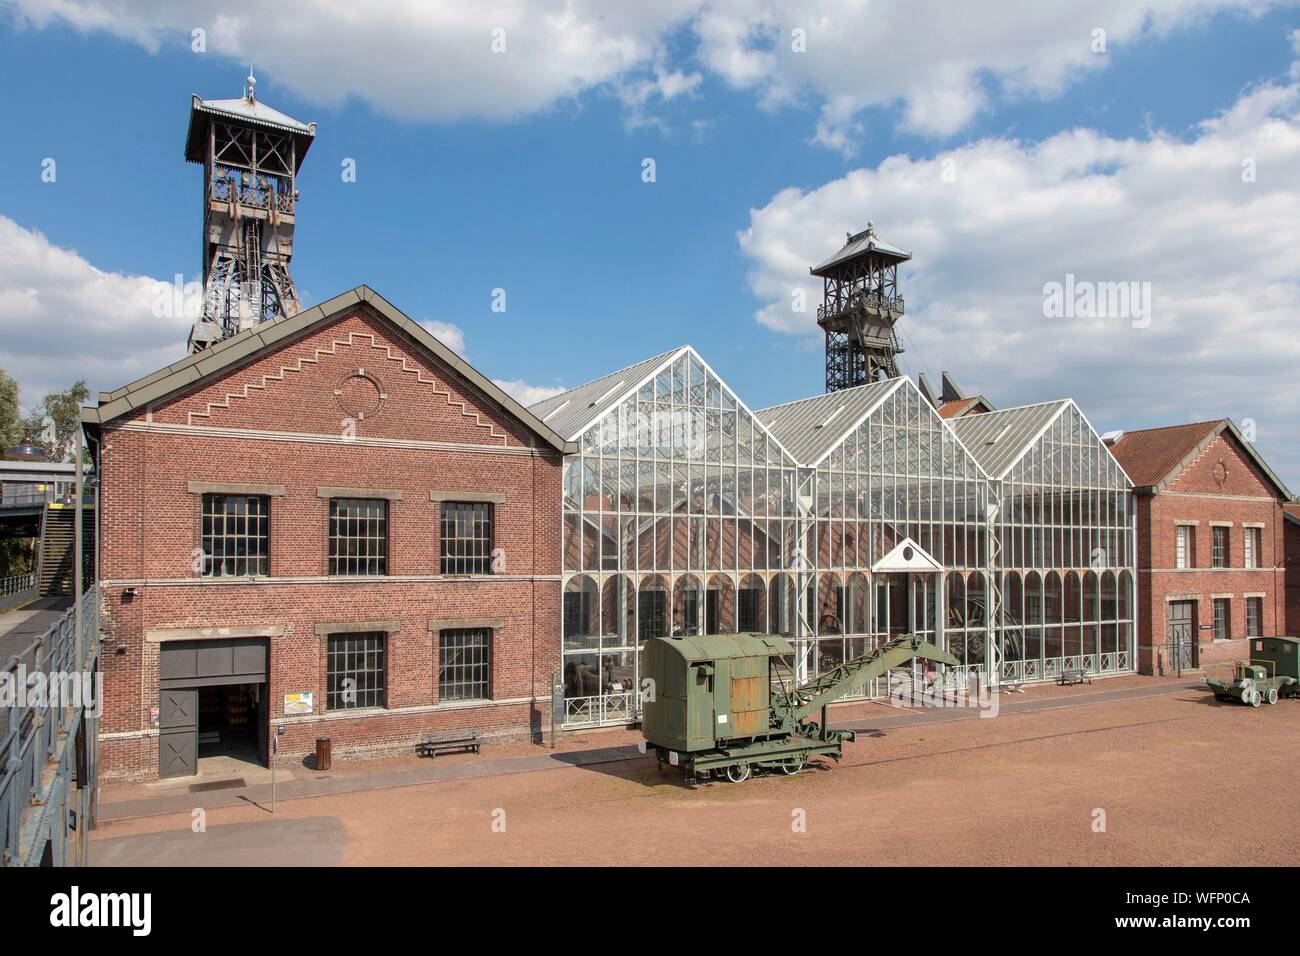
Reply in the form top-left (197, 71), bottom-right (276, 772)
top-left (246, 68), bottom-right (256, 103)
top-left (866, 221), bottom-right (874, 236)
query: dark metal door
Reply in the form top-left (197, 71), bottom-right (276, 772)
top-left (158, 689), bottom-right (198, 778)
top-left (1167, 601), bottom-right (1196, 670)
top-left (256, 685), bottom-right (269, 767)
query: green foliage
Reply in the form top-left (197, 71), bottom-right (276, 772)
top-left (0, 368), bottom-right (21, 451)
top-left (20, 380), bottom-right (90, 463)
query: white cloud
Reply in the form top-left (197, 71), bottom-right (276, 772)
top-left (419, 319), bottom-right (466, 357)
top-left (738, 68), bottom-right (1300, 485)
top-left (492, 378), bottom-right (567, 406)
top-left (0, 216), bottom-right (563, 420)
top-left (11, 0), bottom-right (1286, 143)
top-left (0, 216), bottom-right (180, 408)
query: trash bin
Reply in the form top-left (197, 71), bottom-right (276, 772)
top-left (315, 737), bottom-right (332, 771)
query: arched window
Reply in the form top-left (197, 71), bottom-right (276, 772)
top-left (672, 574), bottom-right (702, 636)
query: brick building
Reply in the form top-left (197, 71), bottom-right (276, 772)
top-left (1107, 420), bottom-right (1292, 675)
top-left (1285, 504), bottom-right (1300, 636)
top-left (81, 287), bottom-right (574, 780)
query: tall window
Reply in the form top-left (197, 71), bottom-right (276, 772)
top-left (1243, 527), bottom-right (1260, 569)
top-left (1246, 597), bottom-right (1263, 637)
top-left (738, 588), bottom-right (760, 632)
top-left (327, 632), bottom-right (387, 710)
top-left (328, 498), bottom-right (388, 575)
top-left (201, 494), bottom-right (269, 577)
top-left (638, 590), bottom-right (666, 642)
top-left (439, 628), bottom-right (491, 701)
top-left (440, 502), bottom-right (493, 574)
top-left (1213, 598), bottom-right (1230, 641)
top-left (1175, 525), bottom-right (1193, 569)
top-left (1206, 528), bottom-right (1227, 572)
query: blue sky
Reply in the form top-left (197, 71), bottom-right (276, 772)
top-left (2, 2), bottom-right (1299, 484)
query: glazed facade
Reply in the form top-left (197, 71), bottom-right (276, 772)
top-left (543, 348), bottom-right (1135, 727)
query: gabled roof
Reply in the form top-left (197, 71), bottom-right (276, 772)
top-left (755, 378), bottom-right (904, 468)
top-left (1283, 502), bottom-right (1300, 526)
top-left (81, 286), bottom-right (576, 454)
top-left (810, 224), bottom-right (911, 277)
top-left (528, 346), bottom-right (685, 441)
top-left (950, 400), bottom-right (1071, 480)
top-left (1107, 419), bottom-right (1293, 498)
top-left (939, 396), bottom-right (994, 419)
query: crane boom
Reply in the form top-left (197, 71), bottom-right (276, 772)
top-left (776, 634), bottom-right (960, 724)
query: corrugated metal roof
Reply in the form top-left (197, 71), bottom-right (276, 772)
top-left (527, 347), bottom-right (686, 440)
top-left (950, 401), bottom-right (1069, 479)
top-left (810, 225), bottom-right (912, 276)
top-left (195, 96), bottom-right (315, 133)
top-left (755, 378), bottom-right (903, 467)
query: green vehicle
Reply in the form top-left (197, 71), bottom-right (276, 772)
top-left (639, 632), bottom-right (958, 782)
top-left (1203, 636), bottom-right (1300, 706)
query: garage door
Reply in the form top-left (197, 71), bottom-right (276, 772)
top-left (159, 689), bottom-right (198, 778)
top-left (159, 637), bottom-right (267, 688)
top-left (157, 637), bottom-right (269, 778)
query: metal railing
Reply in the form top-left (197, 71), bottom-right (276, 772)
top-left (564, 692), bottom-right (634, 728)
top-left (0, 574), bottom-right (37, 614)
top-left (0, 586), bottom-right (100, 866)
top-left (817, 291), bottom-right (905, 323)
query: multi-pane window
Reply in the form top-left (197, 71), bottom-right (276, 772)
top-left (326, 632), bottom-right (387, 710)
top-left (1175, 525), bottom-right (1193, 569)
top-left (328, 498), bottom-right (388, 575)
top-left (638, 590), bottom-right (666, 642)
top-left (1212, 526), bottom-right (1229, 568)
top-left (738, 588), bottom-right (760, 632)
top-left (439, 628), bottom-right (491, 701)
top-left (440, 502), bottom-right (492, 574)
top-left (1243, 527), bottom-right (1260, 569)
top-left (201, 494), bottom-right (269, 576)
top-left (1246, 597), bottom-right (1262, 637)
top-left (1213, 598), bottom-right (1230, 641)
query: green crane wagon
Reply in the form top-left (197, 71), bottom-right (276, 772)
top-left (1203, 635), bottom-right (1300, 706)
top-left (639, 632), bottom-right (959, 782)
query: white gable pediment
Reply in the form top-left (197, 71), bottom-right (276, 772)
top-left (872, 537), bottom-right (942, 573)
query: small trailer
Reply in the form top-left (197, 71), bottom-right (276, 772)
top-left (639, 632), bottom-right (958, 782)
top-left (1203, 637), bottom-right (1300, 706)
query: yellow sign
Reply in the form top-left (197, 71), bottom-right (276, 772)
top-left (283, 692), bottom-right (314, 716)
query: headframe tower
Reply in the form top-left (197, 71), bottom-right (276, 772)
top-left (812, 223), bottom-right (911, 391)
top-left (183, 71), bottom-right (316, 352)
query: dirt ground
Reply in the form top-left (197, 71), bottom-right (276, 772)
top-left (91, 678), bottom-right (1300, 866)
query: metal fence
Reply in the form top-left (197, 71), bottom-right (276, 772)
top-left (0, 573), bottom-right (37, 614)
top-left (0, 586), bottom-right (100, 866)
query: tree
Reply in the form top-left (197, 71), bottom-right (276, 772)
top-left (0, 368), bottom-right (20, 452)
top-left (21, 380), bottom-right (90, 463)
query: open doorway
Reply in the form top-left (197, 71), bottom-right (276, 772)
top-left (197, 683), bottom-right (264, 769)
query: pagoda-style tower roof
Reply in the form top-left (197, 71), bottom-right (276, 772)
top-left (183, 85), bottom-right (316, 168)
top-left (811, 224), bottom-right (911, 277)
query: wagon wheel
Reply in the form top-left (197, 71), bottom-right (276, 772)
top-left (725, 763), bottom-right (751, 783)
top-left (1248, 689), bottom-right (1261, 708)
top-left (1266, 687), bottom-right (1278, 705)
top-left (781, 758), bottom-right (805, 776)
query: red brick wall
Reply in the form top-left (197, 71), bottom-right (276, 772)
top-left (95, 305), bottom-right (563, 780)
top-left (1134, 432), bottom-right (1286, 675)
top-left (1286, 518), bottom-right (1300, 637)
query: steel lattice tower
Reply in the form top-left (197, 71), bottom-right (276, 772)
top-left (183, 72), bottom-right (316, 352)
top-left (811, 223), bottom-right (911, 391)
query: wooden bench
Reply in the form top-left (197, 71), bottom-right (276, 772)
top-left (1057, 668), bottom-right (1092, 686)
top-left (416, 729), bottom-right (481, 757)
